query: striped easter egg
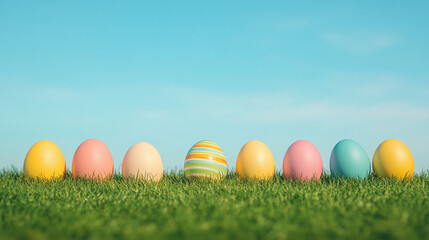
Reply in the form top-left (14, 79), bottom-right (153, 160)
top-left (184, 140), bottom-right (227, 179)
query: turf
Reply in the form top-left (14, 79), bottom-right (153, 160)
top-left (1, 171), bottom-right (428, 240)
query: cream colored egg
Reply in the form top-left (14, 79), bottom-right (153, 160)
top-left (122, 142), bottom-right (163, 182)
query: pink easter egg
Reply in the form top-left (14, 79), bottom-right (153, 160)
top-left (283, 140), bottom-right (323, 181)
top-left (72, 138), bottom-right (114, 180)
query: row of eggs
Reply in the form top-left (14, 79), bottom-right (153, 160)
top-left (23, 138), bottom-right (414, 181)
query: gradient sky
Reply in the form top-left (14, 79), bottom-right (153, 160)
top-left (1, 1), bottom-right (428, 173)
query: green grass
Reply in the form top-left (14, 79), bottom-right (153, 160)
top-left (1, 171), bottom-right (428, 240)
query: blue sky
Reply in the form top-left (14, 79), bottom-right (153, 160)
top-left (1, 1), bottom-right (428, 173)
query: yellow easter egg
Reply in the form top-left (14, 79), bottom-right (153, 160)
top-left (24, 140), bottom-right (66, 180)
top-left (236, 140), bottom-right (275, 180)
top-left (372, 139), bottom-right (414, 180)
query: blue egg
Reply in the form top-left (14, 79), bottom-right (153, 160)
top-left (330, 139), bottom-right (371, 178)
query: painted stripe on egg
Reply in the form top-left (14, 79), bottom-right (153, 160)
top-left (184, 159), bottom-right (228, 170)
top-left (184, 168), bottom-right (226, 176)
top-left (184, 163), bottom-right (227, 173)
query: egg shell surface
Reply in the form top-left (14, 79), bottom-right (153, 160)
top-left (122, 142), bottom-right (163, 181)
top-left (373, 139), bottom-right (414, 180)
top-left (24, 140), bottom-right (66, 180)
top-left (283, 140), bottom-right (323, 181)
top-left (236, 140), bottom-right (275, 180)
top-left (184, 140), bottom-right (227, 179)
top-left (330, 139), bottom-right (371, 179)
top-left (72, 138), bottom-right (114, 180)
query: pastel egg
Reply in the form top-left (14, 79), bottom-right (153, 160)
top-left (72, 139), bottom-right (114, 180)
top-left (283, 140), bottom-right (323, 181)
top-left (122, 142), bottom-right (163, 182)
top-left (330, 139), bottom-right (371, 179)
top-left (236, 140), bottom-right (275, 180)
top-left (184, 140), bottom-right (227, 179)
top-left (24, 140), bottom-right (66, 180)
top-left (373, 139), bottom-right (414, 180)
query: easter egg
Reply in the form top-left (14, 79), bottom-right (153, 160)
top-left (283, 140), bottom-right (323, 181)
top-left (330, 139), bottom-right (371, 179)
top-left (373, 139), bottom-right (414, 180)
top-left (72, 139), bottom-right (114, 180)
top-left (184, 140), bottom-right (227, 179)
top-left (236, 140), bottom-right (275, 180)
top-left (122, 142), bottom-right (163, 181)
top-left (24, 140), bottom-right (66, 180)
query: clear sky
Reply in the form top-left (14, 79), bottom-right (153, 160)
top-left (1, 1), bottom-right (428, 173)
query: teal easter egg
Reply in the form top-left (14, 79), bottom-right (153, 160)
top-left (184, 140), bottom-right (227, 179)
top-left (330, 139), bottom-right (371, 178)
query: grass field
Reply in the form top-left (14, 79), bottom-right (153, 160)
top-left (1, 171), bottom-right (428, 240)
